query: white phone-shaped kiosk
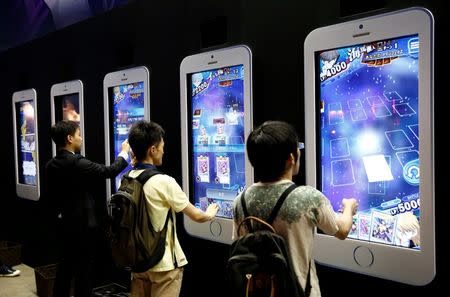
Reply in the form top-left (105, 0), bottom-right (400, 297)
top-left (50, 80), bottom-right (85, 156)
top-left (12, 88), bottom-right (40, 201)
top-left (304, 7), bottom-right (435, 285)
top-left (103, 66), bottom-right (150, 201)
top-left (180, 45), bottom-right (253, 244)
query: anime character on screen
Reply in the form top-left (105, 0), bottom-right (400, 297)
top-left (348, 217), bottom-right (358, 238)
top-left (358, 214), bottom-right (371, 240)
top-left (63, 99), bottom-right (80, 122)
top-left (197, 155), bottom-right (210, 183)
top-left (216, 155), bottom-right (230, 184)
top-left (319, 50), bottom-right (340, 81)
top-left (198, 126), bottom-right (209, 145)
top-left (20, 102), bottom-right (35, 139)
top-left (370, 212), bottom-right (397, 244)
top-left (20, 102), bottom-right (36, 157)
top-left (226, 105), bottom-right (239, 125)
top-left (113, 86), bottom-right (125, 103)
top-left (214, 124), bottom-right (226, 145)
top-left (395, 212), bottom-right (420, 248)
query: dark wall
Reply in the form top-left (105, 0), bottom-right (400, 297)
top-left (0, 0), bottom-right (447, 296)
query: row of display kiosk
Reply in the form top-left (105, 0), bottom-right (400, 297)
top-left (11, 8), bottom-right (435, 286)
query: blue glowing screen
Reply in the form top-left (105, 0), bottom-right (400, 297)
top-left (190, 65), bottom-right (246, 219)
top-left (109, 81), bottom-right (145, 191)
top-left (318, 35), bottom-right (421, 249)
top-left (16, 100), bottom-right (37, 186)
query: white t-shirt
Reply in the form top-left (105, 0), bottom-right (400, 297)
top-left (128, 170), bottom-right (189, 272)
top-left (232, 180), bottom-right (339, 297)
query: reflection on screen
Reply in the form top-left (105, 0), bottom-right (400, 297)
top-left (109, 81), bottom-right (145, 191)
top-left (317, 35), bottom-right (420, 249)
top-left (54, 93), bottom-right (80, 123)
top-left (15, 101), bottom-right (37, 186)
top-left (189, 65), bottom-right (246, 219)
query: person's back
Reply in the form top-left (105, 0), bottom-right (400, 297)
top-left (46, 139), bottom-right (129, 232)
top-left (126, 170), bottom-right (189, 272)
top-left (232, 121), bottom-right (357, 297)
top-left (46, 151), bottom-right (99, 230)
top-left (233, 182), bottom-right (340, 296)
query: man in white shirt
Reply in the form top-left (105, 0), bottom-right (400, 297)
top-left (127, 120), bottom-right (219, 297)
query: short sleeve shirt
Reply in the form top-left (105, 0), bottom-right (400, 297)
top-left (232, 180), bottom-right (339, 297)
top-left (128, 170), bottom-right (190, 272)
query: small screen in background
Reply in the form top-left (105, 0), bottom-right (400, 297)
top-left (54, 93), bottom-right (80, 124)
top-left (16, 100), bottom-right (37, 186)
top-left (109, 81), bottom-right (145, 192)
top-left (317, 34), bottom-right (420, 249)
top-left (189, 64), bottom-right (246, 219)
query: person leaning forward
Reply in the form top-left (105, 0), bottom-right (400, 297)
top-left (127, 120), bottom-right (219, 297)
top-left (45, 120), bottom-right (130, 297)
top-left (232, 121), bottom-right (358, 297)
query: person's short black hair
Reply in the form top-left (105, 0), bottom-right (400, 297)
top-left (50, 120), bottom-right (79, 148)
top-left (128, 121), bottom-right (165, 161)
top-left (246, 121), bottom-right (299, 182)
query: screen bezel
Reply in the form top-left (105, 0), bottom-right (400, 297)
top-left (103, 66), bottom-right (150, 202)
top-left (50, 80), bottom-right (85, 156)
top-left (12, 88), bottom-right (40, 201)
top-left (304, 7), bottom-right (434, 285)
top-left (180, 45), bottom-right (253, 244)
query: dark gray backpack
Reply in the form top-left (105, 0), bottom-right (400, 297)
top-left (227, 184), bottom-right (311, 297)
top-left (109, 168), bottom-right (170, 272)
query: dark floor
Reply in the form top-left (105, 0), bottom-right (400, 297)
top-left (0, 264), bottom-right (129, 297)
top-left (92, 283), bottom-right (129, 297)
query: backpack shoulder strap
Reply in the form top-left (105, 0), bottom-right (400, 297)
top-left (239, 189), bottom-right (253, 232)
top-left (267, 183), bottom-right (298, 225)
top-left (240, 189), bottom-right (250, 218)
top-left (122, 170), bottom-right (131, 178)
top-left (136, 168), bottom-right (161, 185)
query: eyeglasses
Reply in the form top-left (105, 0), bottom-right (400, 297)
top-left (299, 142), bottom-right (304, 150)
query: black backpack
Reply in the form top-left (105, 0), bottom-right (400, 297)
top-left (227, 184), bottom-right (311, 297)
top-left (109, 168), bottom-right (170, 272)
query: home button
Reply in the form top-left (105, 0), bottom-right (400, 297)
top-left (353, 246), bottom-right (374, 267)
top-left (210, 221), bottom-right (222, 237)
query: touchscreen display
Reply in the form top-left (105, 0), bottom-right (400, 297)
top-left (109, 81), bottom-right (145, 191)
top-left (189, 65), bottom-right (246, 219)
top-left (54, 93), bottom-right (80, 123)
top-left (317, 35), bottom-right (421, 249)
top-left (15, 100), bottom-right (37, 186)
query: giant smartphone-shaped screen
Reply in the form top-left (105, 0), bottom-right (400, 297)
top-left (103, 66), bottom-right (150, 200)
top-left (50, 80), bottom-right (85, 156)
top-left (180, 45), bottom-right (253, 244)
top-left (304, 8), bottom-right (435, 285)
top-left (12, 89), bottom-right (40, 200)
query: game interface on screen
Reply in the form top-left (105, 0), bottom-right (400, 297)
top-left (318, 35), bottom-right (421, 249)
top-left (109, 81), bottom-right (145, 191)
top-left (16, 101), bottom-right (37, 186)
top-left (190, 65), bottom-right (246, 219)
